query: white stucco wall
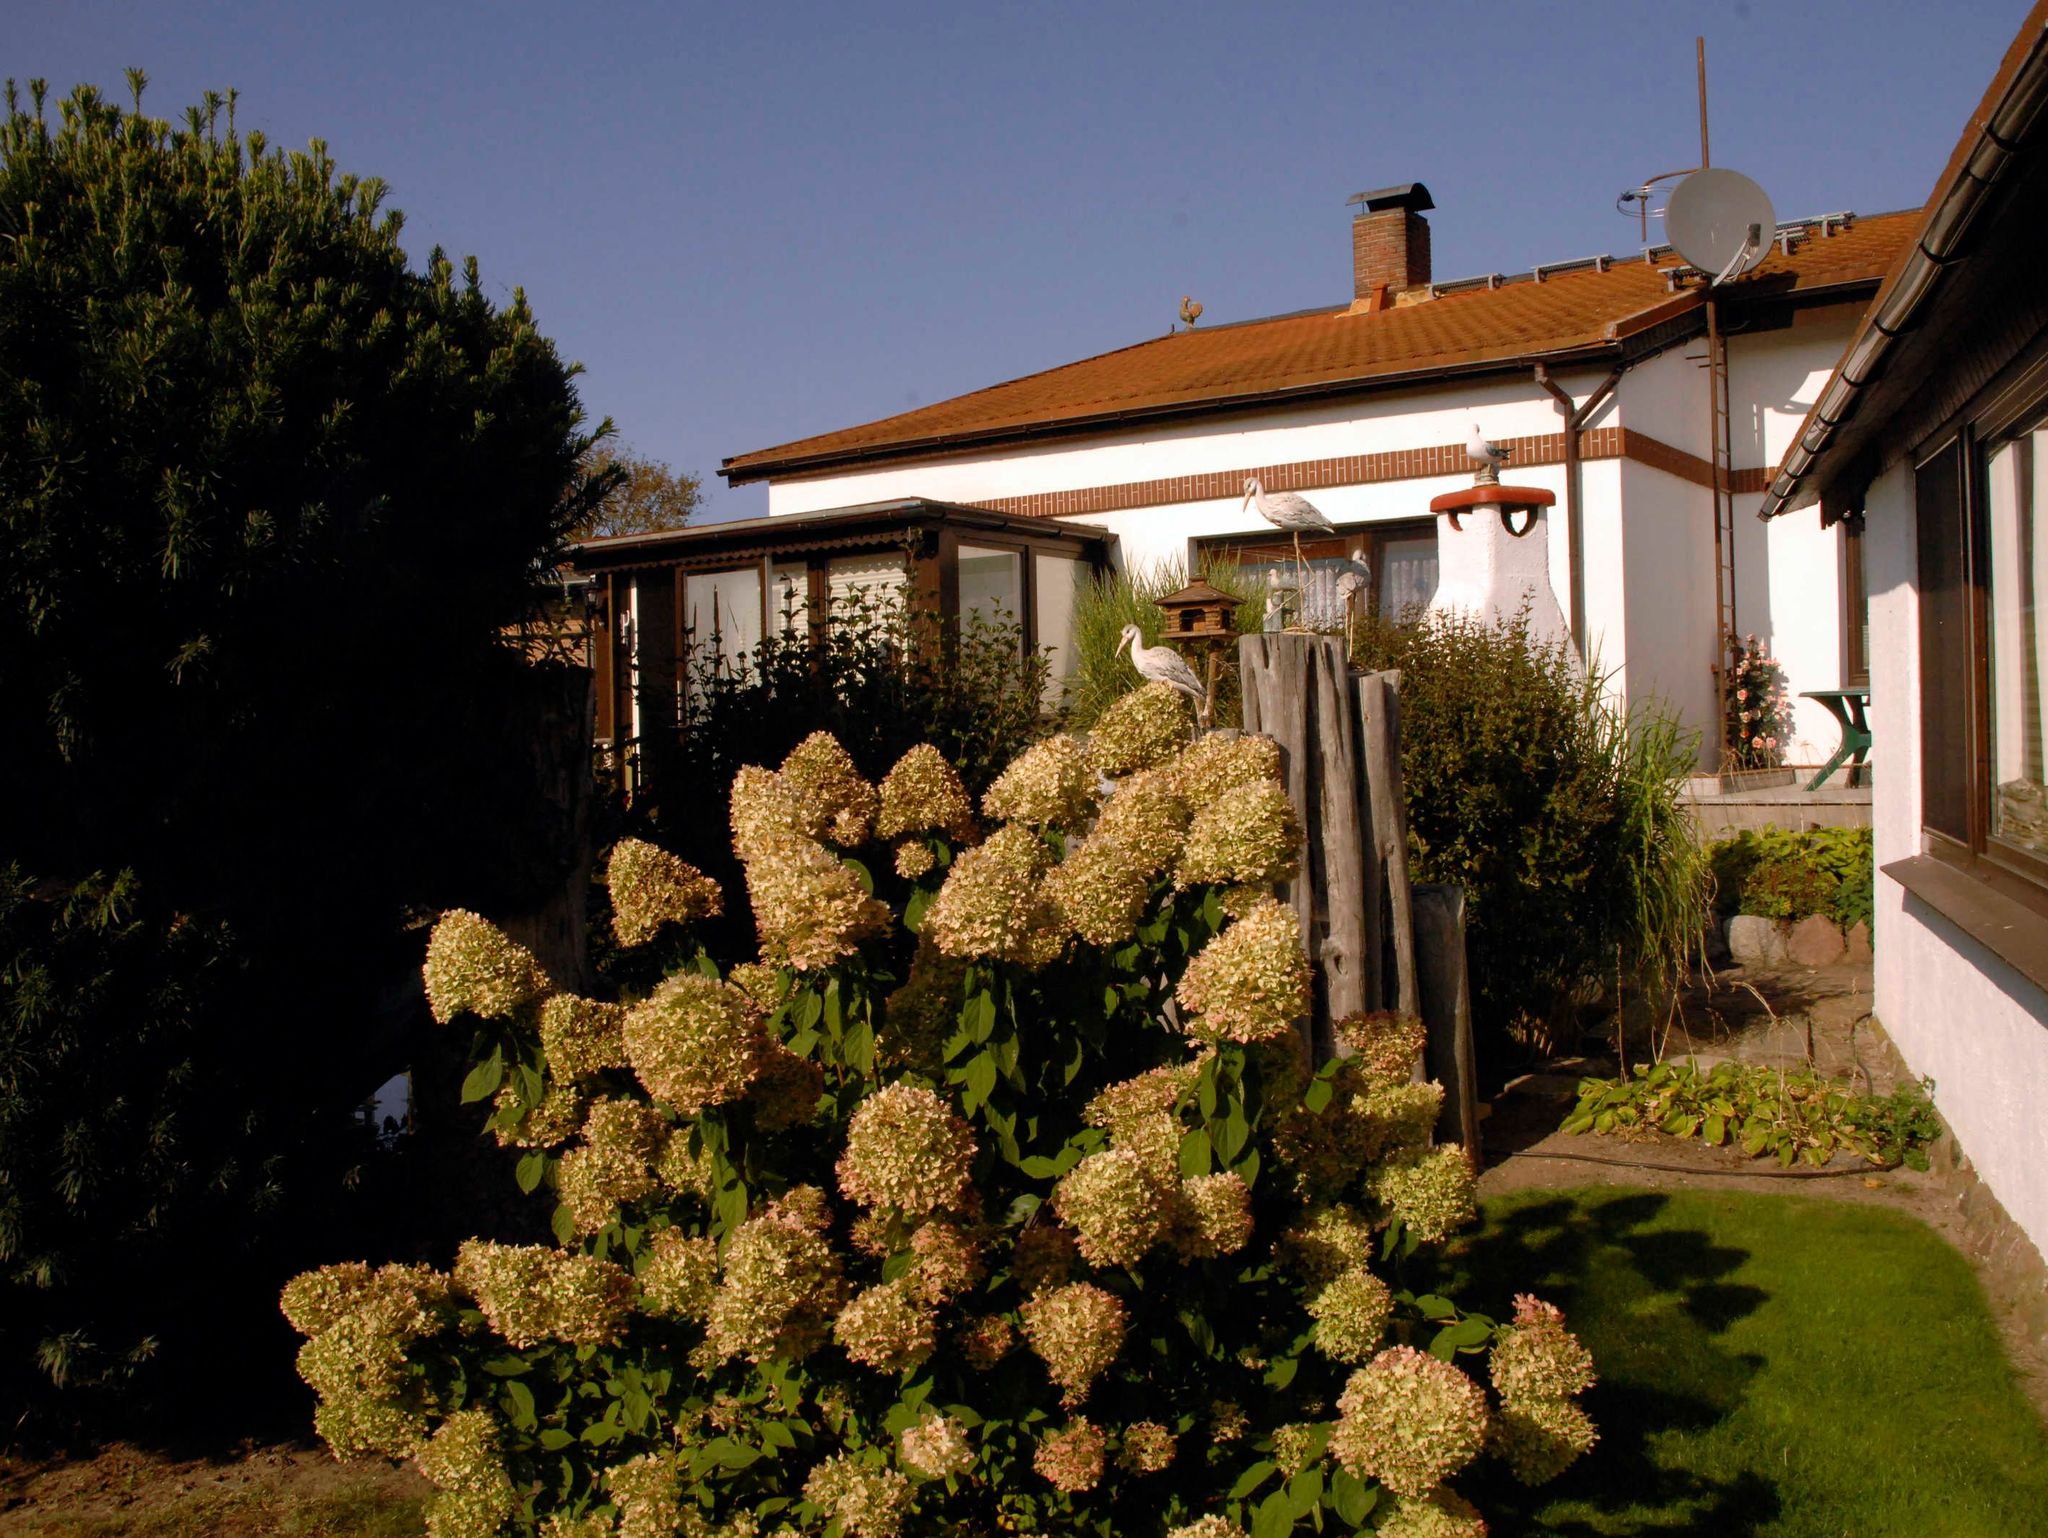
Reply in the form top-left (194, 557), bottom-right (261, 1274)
top-left (1863, 461), bottom-right (2048, 1258)
top-left (756, 317), bottom-right (1859, 765)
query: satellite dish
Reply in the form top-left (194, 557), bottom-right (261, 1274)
top-left (1665, 167), bottom-right (1776, 284)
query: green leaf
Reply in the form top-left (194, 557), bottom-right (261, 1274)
top-left (538, 1429), bottom-right (574, 1451)
top-left (1228, 1461), bottom-right (1278, 1499)
top-left (1328, 1470), bottom-right (1374, 1526)
top-left (904, 886), bottom-right (934, 933)
top-left (1263, 1355), bottom-right (1299, 1389)
top-left (1178, 1127), bottom-right (1213, 1178)
top-left (515, 1150), bottom-right (546, 1194)
top-left (1414, 1293), bottom-right (1457, 1320)
top-left (481, 1354), bottom-right (531, 1376)
top-left (503, 1378), bottom-right (537, 1432)
top-left (1251, 1488), bottom-right (1295, 1538)
top-left (1285, 1468), bottom-right (1324, 1520)
top-left (1429, 1317), bottom-right (1492, 1359)
top-left (461, 1048), bottom-right (505, 1104)
top-left (963, 1051), bottom-right (998, 1112)
top-left (1704, 1113), bottom-right (1728, 1146)
top-left (550, 1204), bottom-right (575, 1246)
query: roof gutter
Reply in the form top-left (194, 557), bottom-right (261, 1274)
top-left (723, 342), bottom-right (1639, 486)
top-left (1759, 16), bottom-right (2048, 519)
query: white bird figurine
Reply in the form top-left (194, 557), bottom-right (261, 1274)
top-left (1242, 475), bottom-right (1334, 603)
top-left (1467, 425), bottom-right (1512, 479)
top-left (1117, 623), bottom-right (1205, 703)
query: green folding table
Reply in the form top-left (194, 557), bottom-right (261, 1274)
top-left (1801, 688), bottom-right (1872, 789)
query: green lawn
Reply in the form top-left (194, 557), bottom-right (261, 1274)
top-left (1419, 1187), bottom-right (2048, 1537)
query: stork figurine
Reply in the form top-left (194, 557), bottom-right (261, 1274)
top-left (1242, 476), bottom-right (1334, 617)
top-left (1117, 622), bottom-right (1209, 725)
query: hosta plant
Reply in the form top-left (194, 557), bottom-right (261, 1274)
top-left (284, 683), bottom-right (1597, 1538)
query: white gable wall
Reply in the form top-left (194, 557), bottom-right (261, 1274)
top-left (1863, 460), bottom-right (2048, 1256)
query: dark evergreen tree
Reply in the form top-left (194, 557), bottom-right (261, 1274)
top-left (0, 73), bottom-right (613, 1428)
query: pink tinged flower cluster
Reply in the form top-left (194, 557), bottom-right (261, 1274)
top-left (1172, 1171), bottom-right (1255, 1260)
top-left (605, 837), bottom-right (723, 947)
top-left (1175, 779), bottom-right (1300, 889)
top-left (922, 823), bottom-right (1059, 965)
top-left (1330, 1345), bottom-right (1490, 1497)
top-left (1091, 767), bottom-right (1193, 877)
top-left (1044, 833), bottom-right (1154, 946)
top-left (415, 1407), bottom-right (518, 1538)
top-left (453, 1241), bottom-right (634, 1349)
top-left (1033, 1417), bottom-right (1107, 1492)
top-left (623, 973), bottom-right (765, 1115)
top-left (1170, 731), bottom-right (1281, 809)
top-left (1117, 1420), bottom-right (1177, 1474)
top-left (1336, 1010), bottom-right (1427, 1085)
top-left (876, 742), bottom-right (977, 840)
top-left (1175, 898), bottom-right (1312, 1043)
top-left (1021, 1281), bottom-right (1126, 1406)
top-left (1374, 1489), bottom-right (1490, 1538)
top-left (1488, 1293), bottom-right (1598, 1485)
top-left (1308, 1266), bottom-right (1395, 1363)
top-left (741, 832), bottom-right (889, 971)
top-left (803, 1454), bottom-right (913, 1538)
top-left (637, 1228), bottom-right (718, 1321)
top-left (538, 994), bottom-right (629, 1080)
top-left (556, 1097), bottom-right (668, 1235)
top-left (834, 1278), bottom-right (937, 1374)
top-left (1053, 1147), bottom-right (1171, 1268)
top-left (704, 1187), bottom-right (849, 1365)
top-left (422, 910), bottom-right (548, 1024)
top-left (1368, 1145), bottom-right (1478, 1244)
top-left (898, 1412), bottom-right (975, 1480)
top-left (836, 1082), bottom-right (978, 1217)
top-left (981, 734), bottom-right (1095, 829)
top-left (780, 732), bottom-right (879, 847)
top-left (1087, 681), bottom-right (1195, 777)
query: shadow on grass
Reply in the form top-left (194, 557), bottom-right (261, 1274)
top-left (1411, 1191), bottom-right (1778, 1537)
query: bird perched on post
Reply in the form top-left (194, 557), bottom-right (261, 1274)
top-left (1243, 475), bottom-right (1335, 601)
top-left (1179, 295), bottom-right (1204, 328)
top-left (1117, 623), bottom-right (1206, 703)
top-left (1467, 425), bottom-right (1512, 482)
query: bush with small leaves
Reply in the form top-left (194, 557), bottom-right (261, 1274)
top-left (285, 723), bottom-right (1592, 1535)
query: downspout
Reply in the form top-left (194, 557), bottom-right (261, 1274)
top-left (1534, 363), bottom-right (1624, 661)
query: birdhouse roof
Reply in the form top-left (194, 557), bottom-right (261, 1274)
top-left (723, 210), bottom-right (1915, 486)
top-left (1158, 578), bottom-right (1241, 608)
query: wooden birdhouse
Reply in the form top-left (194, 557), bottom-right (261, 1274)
top-left (1156, 577), bottom-right (1240, 643)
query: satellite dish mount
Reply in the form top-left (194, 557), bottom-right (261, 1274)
top-left (1665, 167), bottom-right (1776, 285)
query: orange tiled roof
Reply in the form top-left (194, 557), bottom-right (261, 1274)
top-left (724, 211), bottom-right (1915, 484)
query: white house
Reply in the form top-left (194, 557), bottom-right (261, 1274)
top-left (1761, 0), bottom-right (2048, 1265)
top-left (724, 185), bottom-right (1913, 767)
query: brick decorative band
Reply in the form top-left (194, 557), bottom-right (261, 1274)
top-left (968, 427), bottom-right (1765, 520)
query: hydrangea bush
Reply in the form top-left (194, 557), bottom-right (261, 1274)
top-left (284, 681), bottom-right (1597, 1538)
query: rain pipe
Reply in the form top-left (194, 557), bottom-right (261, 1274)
top-left (1760, 16), bottom-right (2048, 518)
top-left (1534, 362), bottom-right (1624, 660)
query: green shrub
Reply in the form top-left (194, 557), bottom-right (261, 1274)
top-left (1707, 827), bottom-right (1874, 932)
top-left (1564, 1059), bottom-right (1939, 1170)
top-left (285, 731), bottom-right (1599, 1537)
top-left (1350, 612), bottom-right (1710, 1072)
top-left (1067, 561), bottom-right (1262, 729)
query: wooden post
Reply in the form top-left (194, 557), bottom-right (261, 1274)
top-left (1413, 883), bottom-right (1481, 1154)
top-left (1357, 670), bottom-right (1419, 1017)
top-left (1239, 634), bottom-right (1371, 1056)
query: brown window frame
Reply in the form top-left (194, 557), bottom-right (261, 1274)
top-left (1193, 517), bottom-right (1439, 618)
top-left (1910, 344), bottom-right (2048, 923)
top-left (1842, 512), bottom-right (1870, 688)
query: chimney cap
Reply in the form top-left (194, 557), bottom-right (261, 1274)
top-left (1348, 183), bottom-right (1435, 215)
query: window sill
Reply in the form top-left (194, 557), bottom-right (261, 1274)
top-left (1883, 854), bottom-right (2048, 998)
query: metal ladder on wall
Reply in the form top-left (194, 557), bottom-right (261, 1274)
top-left (1700, 297), bottom-right (1737, 762)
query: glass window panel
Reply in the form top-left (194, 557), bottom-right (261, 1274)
top-left (959, 545), bottom-right (1022, 629)
top-left (827, 553), bottom-right (907, 628)
top-left (683, 567), bottom-right (763, 678)
top-left (1986, 418), bottom-right (2048, 858)
top-left (1033, 552), bottom-right (1087, 705)
top-left (770, 562), bottom-right (808, 638)
top-left (1378, 535), bottom-right (1439, 619)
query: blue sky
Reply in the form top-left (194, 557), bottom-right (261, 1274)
top-left (7, 1), bottom-right (2023, 519)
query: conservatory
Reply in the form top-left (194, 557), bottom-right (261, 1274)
top-left (568, 498), bottom-right (1117, 751)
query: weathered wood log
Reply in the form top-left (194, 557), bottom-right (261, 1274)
top-left (1357, 670), bottom-right (1419, 1017)
top-left (1311, 639), bottom-right (1370, 1034)
top-left (1413, 882), bottom-right (1481, 1154)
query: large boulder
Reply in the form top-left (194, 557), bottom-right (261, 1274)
top-left (1726, 914), bottom-right (1787, 968)
top-left (1785, 913), bottom-right (1848, 968)
top-left (1845, 920), bottom-right (1873, 963)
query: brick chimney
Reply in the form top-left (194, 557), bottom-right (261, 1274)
top-left (1349, 183), bottom-right (1434, 305)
